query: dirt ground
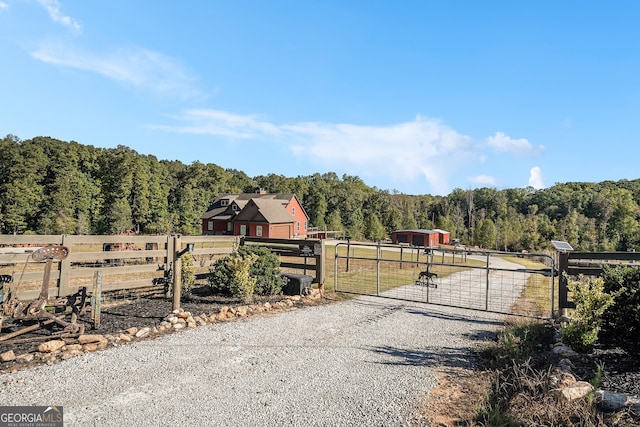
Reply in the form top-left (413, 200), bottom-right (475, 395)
top-left (418, 367), bottom-right (493, 426)
top-left (419, 327), bottom-right (640, 426)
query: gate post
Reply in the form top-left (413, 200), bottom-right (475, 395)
top-left (346, 240), bottom-right (351, 272)
top-left (376, 242), bottom-right (381, 296)
top-left (314, 240), bottom-right (325, 286)
top-left (551, 258), bottom-right (557, 318)
top-left (558, 252), bottom-right (569, 313)
top-left (485, 252), bottom-right (491, 311)
top-left (334, 244), bottom-right (339, 292)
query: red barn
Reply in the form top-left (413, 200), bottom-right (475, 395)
top-left (432, 229), bottom-right (451, 245)
top-left (390, 229), bottom-right (440, 247)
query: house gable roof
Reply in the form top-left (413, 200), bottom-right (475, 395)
top-left (201, 206), bottom-right (226, 220)
top-left (232, 200), bottom-right (249, 211)
top-left (203, 193), bottom-right (301, 220)
top-left (201, 194), bottom-right (240, 220)
top-left (234, 199), bottom-right (296, 224)
top-left (202, 193), bottom-right (309, 229)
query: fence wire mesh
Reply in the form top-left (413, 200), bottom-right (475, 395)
top-left (334, 243), bottom-right (556, 318)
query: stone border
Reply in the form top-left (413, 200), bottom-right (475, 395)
top-left (0, 291), bottom-right (326, 375)
top-left (551, 329), bottom-right (640, 416)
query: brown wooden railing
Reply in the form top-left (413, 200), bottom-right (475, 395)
top-left (240, 237), bottom-right (325, 284)
top-left (1, 235), bottom-right (325, 308)
top-left (558, 251), bottom-right (640, 309)
top-left (0, 234), bottom-right (237, 301)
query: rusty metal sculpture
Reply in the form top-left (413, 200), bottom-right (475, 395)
top-left (1, 245), bottom-right (86, 341)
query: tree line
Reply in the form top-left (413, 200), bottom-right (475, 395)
top-left (1, 135), bottom-right (639, 252)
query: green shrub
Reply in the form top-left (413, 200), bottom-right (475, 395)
top-left (208, 256), bottom-right (234, 296)
top-left (562, 320), bottom-right (599, 354)
top-left (181, 254), bottom-right (196, 295)
top-left (207, 245), bottom-right (286, 300)
top-left (562, 274), bottom-right (616, 353)
top-left (482, 322), bottom-right (550, 368)
top-left (237, 245), bottom-right (286, 296)
top-left (601, 265), bottom-right (640, 336)
top-left (207, 253), bottom-right (257, 303)
top-left (227, 254), bottom-right (257, 303)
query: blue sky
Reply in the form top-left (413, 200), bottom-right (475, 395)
top-left (1, 1), bottom-right (639, 196)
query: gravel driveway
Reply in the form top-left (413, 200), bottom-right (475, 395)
top-left (1, 296), bottom-right (505, 426)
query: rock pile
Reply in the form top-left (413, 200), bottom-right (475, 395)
top-left (550, 334), bottom-right (640, 416)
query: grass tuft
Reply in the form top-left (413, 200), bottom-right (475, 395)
top-left (476, 321), bottom-right (606, 426)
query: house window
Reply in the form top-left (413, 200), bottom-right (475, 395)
top-left (292, 207), bottom-right (296, 216)
top-left (256, 225), bottom-right (263, 237)
top-left (221, 199), bottom-right (229, 206)
top-left (304, 221), bottom-right (308, 231)
top-left (232, 204), bottom-right (238, 211)
top-left (227, 222), bottom-right (233, 232)
top-left (208, 221), bottom-right (213, 231)
top-left (240, 224), bottom-right (247, 236)
top-left (297, 222), bottom-right (300, 232)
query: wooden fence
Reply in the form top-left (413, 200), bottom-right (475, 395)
top-left (0, 234), bottom-right (238, 302)
top-left (1, 235), bottom-right (326, 306)
top-left (559, 251), bottom-right (640, 309)
top-left (240, 237), bottom-right (325, 284)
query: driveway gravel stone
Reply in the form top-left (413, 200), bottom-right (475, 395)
top-left (0, 296), bottom-right (505, 426)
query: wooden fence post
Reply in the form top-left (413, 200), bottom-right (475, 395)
top-left (172, 234), bottom-right (182, 311)
top-left (315, 240), bottom-right (325, 286)
top-left (558, 251), bottom-right (569, 313)
top-left (91, 271), bottom-right (102, 328)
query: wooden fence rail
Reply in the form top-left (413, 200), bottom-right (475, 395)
top-left (240, 237), bottom-right (325, 285)
top-left (558, 251), bottom-right (640, 310)
top-left (1, 235), bottom-right (325, 311)
top-left (0, 234), bottom-right (238, 302)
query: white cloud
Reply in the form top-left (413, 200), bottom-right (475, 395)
top-left (157, 109), bottom-right (281, 139)
top-left (31, 43), bottom-right (202, 101)
top-left (468, 175), bottom-right (500, 187)
top-left (154, 110), bottom-right (547, 195)
top-left (528, 166), bottom-right (545, 189)
top-left (486, 132), bottom-right (544, 156)
top-left (155, 111), bottom-right (474, 195)
top-left (284, 117), bottom-right (472, 190)
top-left (0, 2), bottom-right (8, 10)
top-left (36, 0), bottom-right (82, 33)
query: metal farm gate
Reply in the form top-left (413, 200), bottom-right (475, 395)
top-left (334, 242), bottom-right (557, 319)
